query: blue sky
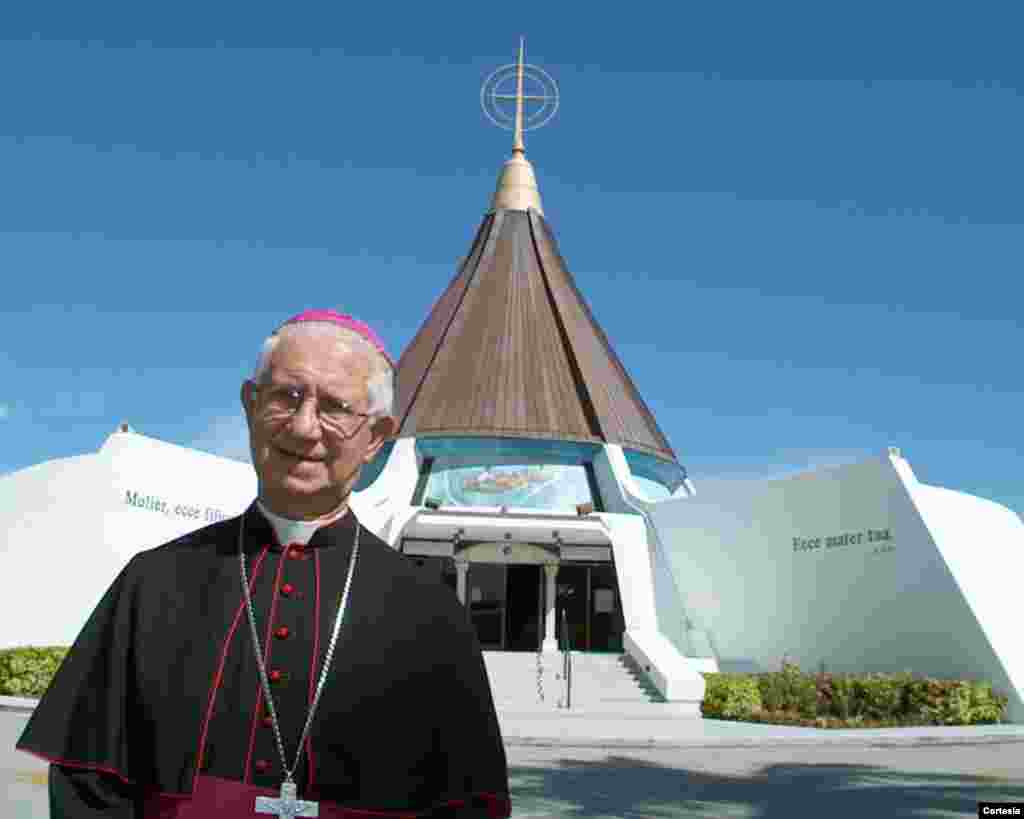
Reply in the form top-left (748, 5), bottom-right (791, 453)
top-left (2, 3), bottom-right (1022, 518)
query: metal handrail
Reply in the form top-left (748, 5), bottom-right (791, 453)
top-left (560, 607), bottom-right (572, 709)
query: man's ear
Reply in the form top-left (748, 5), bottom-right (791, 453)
top-left (364, 415), bottom-right (398, 463)
top-left (240, 380), bottom-right (254, 421)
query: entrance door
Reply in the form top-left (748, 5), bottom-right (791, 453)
top-left (555, 565), bottom-right (588, 650)
top-left (467, 564), bottom-right (505, 649)
top-left (589, 563), bottom-right (625, 652)
top-left (467, 560), bottom-right (622, 652)
top-left (555, 563), bottom-right (624, 652)
top-left (505, 565), bottom-right (542, 651)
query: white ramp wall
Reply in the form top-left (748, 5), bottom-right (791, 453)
top-left (905, 476), bottom-right (1024, 722)
top-left (649, 454), bottom-right (1024, 722)
top-left (0, 430), bottom-right (255, 649)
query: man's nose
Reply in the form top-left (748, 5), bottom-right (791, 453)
top-left (288, 397), bottom-right (322, 438)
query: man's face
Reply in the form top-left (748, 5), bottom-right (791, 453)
top-left (241, 330), bottom-right (395, 520)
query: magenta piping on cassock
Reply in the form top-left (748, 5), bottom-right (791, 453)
top-left (307, 546), bottom-right (323, 790)
top-left (194, 543), bottom-right (271, 793)
top-left (244, 546), bottom-right (287, 784)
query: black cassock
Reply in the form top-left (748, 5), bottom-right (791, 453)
top-left (17, 504), bottom-right (510, 818)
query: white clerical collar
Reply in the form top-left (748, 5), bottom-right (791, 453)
top-left (257, 500), bottom-right (336, 547)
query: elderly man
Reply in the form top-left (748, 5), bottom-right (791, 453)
top-left (17, 310), bottom-right (511, 818)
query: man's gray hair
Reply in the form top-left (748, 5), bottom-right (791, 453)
top-left (253, 321), bottom-right (395, 418)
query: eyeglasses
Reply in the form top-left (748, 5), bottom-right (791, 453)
top-left (252, 382), bottom-right (373, 437)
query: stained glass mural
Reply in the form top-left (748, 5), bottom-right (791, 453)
top-left (424, 463), bottom-right (594, 512)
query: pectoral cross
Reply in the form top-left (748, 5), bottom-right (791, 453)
top-left (255, 780), bottom-right (319, 818)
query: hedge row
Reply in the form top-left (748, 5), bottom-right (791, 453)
top-left (2, 648), bottom-right (1013, 728)
top-left (701, 661), bottom-right (1009, 727)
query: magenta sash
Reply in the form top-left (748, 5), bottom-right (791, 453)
top-left (143, 774), bottom-right (420, 818)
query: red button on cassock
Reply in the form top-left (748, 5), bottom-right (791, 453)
top-left (281, 583), bottom-right (295, 596)
top-left (275, 626), bottom-right (290, 640)
top-left (269, 670), bottom-right (282, 683)
top-left (262, 715), bottom-right (274, 727)
top-left (255, 759), bottom-right (271, 773)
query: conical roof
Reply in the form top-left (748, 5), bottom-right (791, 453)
top-left (394, 202), bottom-right (678, 463)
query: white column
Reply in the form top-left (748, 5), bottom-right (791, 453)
top-left (455, 560), bottom-right (469, 606)
top-left (542, 562), bottom-right (559, 653)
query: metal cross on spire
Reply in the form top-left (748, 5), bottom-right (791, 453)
top-left (513, 37), bottom-right (526, 154)
top-left (481, 37), bottom-right (560, 157)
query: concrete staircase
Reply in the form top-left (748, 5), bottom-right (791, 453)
top-left (483, 651), bottom-right (667, 713)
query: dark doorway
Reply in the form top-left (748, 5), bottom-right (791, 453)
top-left (463, 560), bottom-right (623, 652)
top-left (555, 564), bottom-right (588, 650)
top-left (467, 564), bottom-right (505, 650)
top-left (589, 563), bottom-right (625, 652)
top-left (505, 565), bottom-right (542, 651)
top-left (555, 563), bottom-right (624, 652)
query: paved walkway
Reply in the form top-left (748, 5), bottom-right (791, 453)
top-left (497, 707), bottom-right (1024, 748)
top-left (5, 701), bottom-right (1024, 817)
top-left (8, 694), bottom-right (1024, 750)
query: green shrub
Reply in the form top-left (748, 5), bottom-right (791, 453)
top-left (931, 679), bottom-right (1005, 725)
top-left (968, 681), bottom-right (1008, 724)
top-left (902, 677), bottom-right (1006, 724)
top-left (757, 661), bottom-right (817, 718)
top-left (823, 674), bottom-right (857, 719)
top-left (853, 672), bottom-right (905, 720)
top-left (701, 673), bottom-right (762, 719)
top-left (0, 646), bottom-right (69, 698)
top-left (905, 677), bottom-right (944, 721)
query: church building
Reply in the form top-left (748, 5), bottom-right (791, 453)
top-left (352, 89), bottom-right (709, 709)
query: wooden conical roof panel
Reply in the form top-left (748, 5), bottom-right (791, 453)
top-left (395, 208), bottom-right (678, 463)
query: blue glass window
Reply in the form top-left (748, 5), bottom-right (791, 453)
top-left (414, 437), bottom-right (602, 512)
top-left (623, 449), bottom-right (687, 496)
top-left (423, 462), bottom-right (595, 512)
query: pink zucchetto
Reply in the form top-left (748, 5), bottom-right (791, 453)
top-left (278, 309), bottom-right (393, 366)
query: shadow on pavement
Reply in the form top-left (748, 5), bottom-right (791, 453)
top-left (7, 749), bottom-right (1024, 818)
top-left (508, 756), bottom-right (1024, 818)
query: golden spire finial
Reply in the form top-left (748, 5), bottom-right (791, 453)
top-left (480, 40), bottom-right (559, 214)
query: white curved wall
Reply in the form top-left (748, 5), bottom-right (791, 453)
top-left (649, 453), bottom-right (1024, 722)
top-left (0, 430), bottom-right (256, 649)
top-left (6, 430), bottom-right (1021, 723)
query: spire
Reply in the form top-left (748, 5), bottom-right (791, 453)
top-left (512, 36), bottom-right (526, 155)
top-left (484, 38), bottom-right (555, 215)
top-left (393, 45), bottom-right (683, 479)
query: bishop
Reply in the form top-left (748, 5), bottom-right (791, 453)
top-left (17, 310), bottom-right (511, 818)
